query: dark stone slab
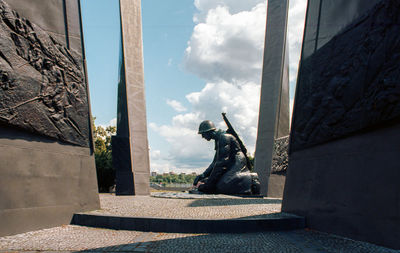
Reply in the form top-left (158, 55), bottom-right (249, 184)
top-left (0, 125), bottom-right (99, 237)
top-left (283, 121), bottom-right (400, 249)
top-left (112, 136), bottom-right (135, 195)
top-left (0, 0), bottom-right (89, 147)
top-left (284, 0), bottom-right (400, 249)
top-left (71, 212), bottom-right (305, 233)
top-left (290, 0), bottom-right (400, 151)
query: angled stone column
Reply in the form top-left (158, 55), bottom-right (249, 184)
top-left (254, 0), bottom-right (290, 196)
top-left (113, 0), bottom-right (150, 195)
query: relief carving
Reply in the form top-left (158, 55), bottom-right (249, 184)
top-left (291, 0), bottom-right (400, 151)
top-left (0, 0), bottom-right (89, 146)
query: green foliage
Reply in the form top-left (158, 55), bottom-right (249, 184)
top-left (93, 118), bottom-right (116, 192)
top-left (150, 173), bottom-right (197, 184)
top-left (248, 154), bottom-right (254, 171)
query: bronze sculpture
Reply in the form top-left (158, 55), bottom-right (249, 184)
top-left (192, 114), bottom-right (260, 195)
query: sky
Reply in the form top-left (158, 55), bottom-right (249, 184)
top-left (80, 0), bottom-right (307, 174)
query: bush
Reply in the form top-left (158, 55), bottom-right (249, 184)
top-left (93, 121), bottom-right (116, 192)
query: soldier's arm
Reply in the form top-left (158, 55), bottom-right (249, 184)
top-left (193, 153), bottom-right (216, 185)
top-left (203, 153), bottom-right (216, 177)
top-left (198, 136), bottom-right (232, 191)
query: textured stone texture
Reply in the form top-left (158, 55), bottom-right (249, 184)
top-left (0, 0), bottom-right (99, 238)
top-left (112, 136), bottom-right (135, 195)
top-left (0, 126), bottom-right (99, 237)
top-left (284, 0), bottom-right (400, 249)
top-left (265, 136), bottom-right (289, 198)
top-left (117, 0), bottom-right (150, 195)
top-left (290, 0), bottom-right (400, 151)
top-left (283, 122), bottom-right (400, 249)
top-left (89, 194), bottom-right (281, 220)
top-left (254, 0), bottom-right (290, 196)
top-left (271, 136), bottom-right (288, 175)
top-left (0, 0), bottom-right (89, 147)
top-left (0, 225), bottom-right (398, 252)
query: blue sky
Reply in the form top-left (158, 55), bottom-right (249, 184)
top-left (80, 0), bottom-right (307, 173)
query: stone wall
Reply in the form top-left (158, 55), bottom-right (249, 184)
top-left (290, 0), bottom-right (400, 151)
top-left (0, 0), bottom-right (89, 146)
top-left (283, 0), bottom-right (400, 249)
top-left (0, 0), bottom-right (99, 236)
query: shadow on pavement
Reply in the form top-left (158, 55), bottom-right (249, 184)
top-left (77, 230), bottom-right (399, 253)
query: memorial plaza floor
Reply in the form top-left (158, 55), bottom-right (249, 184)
top-left (0, 193), bottom-right (398, 253)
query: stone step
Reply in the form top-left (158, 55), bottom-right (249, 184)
top-left (71, 212), bottom-right (305, 233)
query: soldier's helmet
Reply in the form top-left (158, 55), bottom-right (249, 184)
top-left (198, 120), bottom-right (216, 134)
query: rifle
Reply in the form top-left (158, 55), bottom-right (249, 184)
top-left (221, 112), bottom-right (253, 171)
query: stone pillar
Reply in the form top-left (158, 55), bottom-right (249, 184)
top-left (0, 0), bottom-right (99, 236)
top-left (254, 0), bottom-right (290, 196)
top-left (113, 0), bottom-right (150, 195)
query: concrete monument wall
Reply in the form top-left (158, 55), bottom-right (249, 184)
top-left (283, 0), bottom-right (400, 249)
top-left (0, 0), bottom-right (99, 236)
top-left (113, 0), bottom-right (150, 195)
top-left (254, 0), bottom-right (290, 197)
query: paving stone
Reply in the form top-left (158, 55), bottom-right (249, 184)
top-left (90, 193), bottom-right (282, 219)
top-left (0, 194), bottom-right (398, 252)
top-left (0, 226), bottom-right (398, 252)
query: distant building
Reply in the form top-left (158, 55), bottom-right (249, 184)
top-left (151, 172), bottom-right (157, 177)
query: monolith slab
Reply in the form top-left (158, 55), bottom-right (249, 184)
top-left (283, 0), bottom-right (400, 249)
top-left (0, 0), bottom-right (99, 236)
top-left (113, 0), bottom-right (150, 195)
top-left (254, 0), bottom-right (290, 197)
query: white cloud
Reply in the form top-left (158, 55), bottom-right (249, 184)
top-left (149, 119), bottom-right (214, 172)
top-left (151, 80), bottom-right (260, 171)
top-left (149, 0), bottom-right (307, 172)
top-left (97, 117), bottom-right (117, 129)
top-left (184, 3), bottom-right (266, 83)
top-left (167, 58), bottom-right (173, 66)
top-left (193, 0), bottom-right (265, 22)
top-left (186, 81), bottom-right (260, 152)
top-left (166, 99), bottom-right (187, 112)
top-left (288, 0), bottom-right (308, 83)
top-left (150, 148), bottom-right (161, 160)
top-left (109, 117), bottom-right (117, 127)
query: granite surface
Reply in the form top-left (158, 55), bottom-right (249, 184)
top-left (0, 225), bottom-right (398, 252)
top-left (0, 0), bottom-right (89, 146)
top-left (87, 193), bottom-right (282, 219)
top-left (254, 0), bottom-right (289, 196)
top-left (0, 193), bottom-right (398, 252)
top-left (117, 0), bottom-right (150, 195)
top-left (291, 0), bottom-right (400, 151)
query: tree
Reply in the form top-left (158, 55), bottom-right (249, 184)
top-left (248, 154), bottom-right (255, 171)
top-left (93, 119), bottom-right (116, 192)
top-left (150, 173), bottom-right (198, 184)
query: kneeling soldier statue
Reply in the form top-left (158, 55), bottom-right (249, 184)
top-left (192, 113), bottom-right (260, 195)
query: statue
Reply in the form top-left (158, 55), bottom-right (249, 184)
top-left (191, 113), bottom-right (260, 195)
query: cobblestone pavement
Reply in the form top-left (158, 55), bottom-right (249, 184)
top-left (88, 194), bottom-right (282, 219)
top-left (1, 195), bottom-right (398, 252)
top-left (0, 225), bottom-right (398, 253)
